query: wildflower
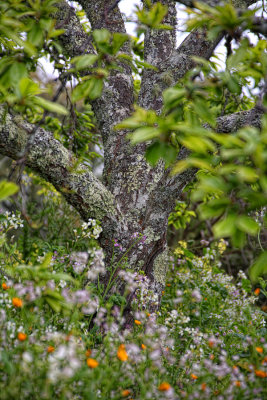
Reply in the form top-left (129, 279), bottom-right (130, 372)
top-left (12, 297), bottom-right (23, 307)
top-left (255, 369), bottom-right (267, 378)
top-left (201, 383), bottom-right (206, 391)
top-left (254, 288), bottom-right (260, 296)
top-left (218, 239), bottom-right (227, 254)
top-left (158, 382), bottom-right (171, 391)
top-left (191, 373), bottom-right (198, 380)
top-left (208, 339), bottom-right (215, 348)
top-left (235, 381), bottom-right (241, 387)
top-left (122, 390), bottom-right (131, 397)
top-left (18, 332), bottom-right (27, 341)
top-left (256, 347), bottom-right (263, 353)
top-left (191, 289), bottom-right (202, 302)
top-left (210, 354), bottom-right (215, 360)
top-left (85, 349), bottom-right (92, 357)
top-left (47, 346), bottom-right (55, 353)
top-left (2, 282), bottom-right (10, 290)
top-left (134, 320), bottom-right (141, 326)
top-left (162, 291), bottom-right (165, 295)
top-left (87, 358), bottom-right (99, 368)
top-left (141, 344), bottom-right (146, 350)
top-left (117, 344), bottom-right (128, 361)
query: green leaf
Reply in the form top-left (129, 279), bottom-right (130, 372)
top-left (19, 77), bottom-right (40, 97)
top-left (45, 297), bottom-right (61, 313)
top-left (163, 87), bottom-right (186, 108)
top-left (93, 29), bottom-right (110, 44)
top-left (199, 198), bottom-right (230, 219)
top-left (130, 126), bottom-right (159, 144)
top-left (34, 97), bottom-right (68, 115)
top-left (213, 214), bottom-right (237, 238)
top-left (249, 251), bottom-right (267, 282)
top-left (9, 62), bottom-right (27, 85)
top-left (194, 99), bottom-right (216, 126)
top-left (72, 78), bottom-right (103, 102)
top-left (0, 181), bottom-right (19, 201)
top-left (231, 229), bottom-right (246, 248)
top-left (28, 24), bottom-right (43, 47)
top-left (112, 33), bottom-right (129, 54)
top-left (236, 216), bottom-right (259, 235)
top-left (236, 167), bottom-right (259, 183)
top-left (145, 142), bottom-right (176, 166)
top-left (71, 55), bottom-right (98, 70)
top-left (181, 136), bottom-right (215, 153)
top-left (40, 252), bottom-right (53, 269)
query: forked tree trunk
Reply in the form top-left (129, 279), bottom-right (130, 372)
top-left (0, 0), bottom-right (263, 313)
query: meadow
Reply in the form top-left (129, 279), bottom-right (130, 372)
top-left (0, 176), bottom-right (266, 400)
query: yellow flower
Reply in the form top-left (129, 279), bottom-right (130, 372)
top-left (122, 389), bottom-right (131, 397)
top-left (134, 320), bottom-right (141, 326)
top-left (117, 344), bottom-right (128, 362)
top-left (255, 369), bottom-right (267, 378)
top-left (87, 358), bottom-right (99, 368)
top-left (18, 332), bottom-right (27, 341)
top-left (47, 346), bottom-right (55, 353)
top-left (218, 239), bottom-right (227, 254)
top-left (12, 297), bottom-right (23, 308)
top-left (2, 282), bottom-right (10, 290)
top-left (256, 347), bottom-right (263, 353)
top-left (158, 382), bottom-right (171, 391)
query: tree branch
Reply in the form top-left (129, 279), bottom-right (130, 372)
top-left (77, 0), bottom-right (128, 41)
top-left (165, 106), bottom-right (264, 208)
top-left (139, 0), bottom-right (177, 111)
top-left (174, 0), bottom-right (257, 8)
top-left (54, 1), bottom-right (95, 58)
top-left (215, 106), bottom-right (264, 132)
top-left (0, 107), bottom-right (116, 223)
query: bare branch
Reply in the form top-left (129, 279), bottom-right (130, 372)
top-left (77, 0), bottom-right (128, 44)
top-left (139, 0), bottom-right (177, 111)
top-left (53, 1), bottom-right (95, 57)
top-left (251, 16), bottom-right (267, 37)
top-left (174, 0), bottom-right (258, 8)
top-left (215, 106), bottom-right (264, 132)
top-left (0, 107), bottom-right (116, 223)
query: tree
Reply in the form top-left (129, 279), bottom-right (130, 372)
top-left (0, 0), bottom-right (266, 308)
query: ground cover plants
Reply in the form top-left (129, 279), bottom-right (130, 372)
top-left (0, 178), bottom-right (266, 400)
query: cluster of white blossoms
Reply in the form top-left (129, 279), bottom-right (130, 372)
top-left (0, 210), bottom-right (24, 230)
top-left (81, 219), bottom-right (102, 239)
top-left (73, 218), bottom-right (102, 240)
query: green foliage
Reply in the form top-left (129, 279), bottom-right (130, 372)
top-left (0, 180), bottom-right (18, 201)
top-left (168, 201), bottom-right (196, 230)
top-left (0, 0), bottom-right (66, 114)
top-left (186, 2), bottom-right (259, 40)
top-left (0, 194), bottom-right (266, 399)
top-left (135, 0), bottom-right (172, 36)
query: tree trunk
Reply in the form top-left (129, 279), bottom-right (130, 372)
top-left (0, 0), bottom-right (263, 313)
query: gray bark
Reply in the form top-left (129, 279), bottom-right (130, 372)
top-left (0, 107), bottom-right (116, 224)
